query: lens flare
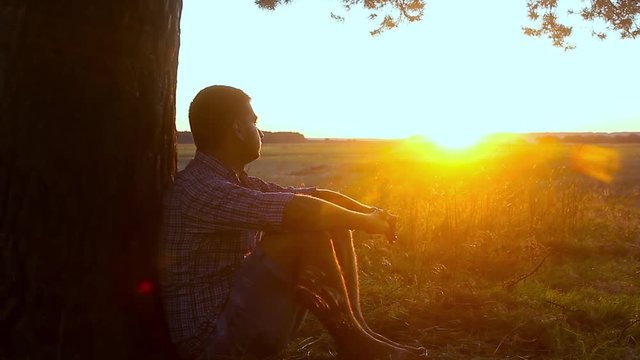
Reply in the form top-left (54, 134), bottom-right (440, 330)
top-left (137, 280), bottom-right (154, 295)
top-left (571, 145), bottom-right (620, 183)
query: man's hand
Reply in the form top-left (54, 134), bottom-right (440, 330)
top-left (366, 209), bottom-right (398, 244)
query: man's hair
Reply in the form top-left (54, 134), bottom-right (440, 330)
top-left (188, 85), bottom-right (251, 150)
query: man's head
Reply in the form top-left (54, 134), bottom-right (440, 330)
top-left (189, 85), bottom-right (263, 163)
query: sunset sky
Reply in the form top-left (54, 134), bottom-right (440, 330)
top-left (176, 0), bottom-right (639, 140)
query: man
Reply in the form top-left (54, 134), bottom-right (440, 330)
top-left (159, 85), bottom-right (426, 360)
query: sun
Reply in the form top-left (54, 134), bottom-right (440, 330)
top-left (424, 130), bottom-right (488, 150)
top-left (400, 131), bottom-right (520, 164)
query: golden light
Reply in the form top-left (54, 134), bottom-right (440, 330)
top-left (395, 132), bottom-right (525, 165)
top-left (424, 130), bottom-right (489, 150)
top-left (571, 145), bottom-right (620, 183)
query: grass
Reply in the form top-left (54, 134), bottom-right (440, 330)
top-left (178, 140), bottom-right (640, 359)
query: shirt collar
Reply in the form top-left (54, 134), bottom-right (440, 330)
top-left (194, 151), bottom-right (249, 185)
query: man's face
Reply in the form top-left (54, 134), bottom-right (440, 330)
top-left (232, 103), bottom-right (264, 163)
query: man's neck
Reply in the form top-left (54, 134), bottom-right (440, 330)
top-left (199, 148), bottom-right (246, 175)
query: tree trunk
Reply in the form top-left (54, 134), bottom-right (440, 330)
top-left (0, 1), bottom-right (181, 358)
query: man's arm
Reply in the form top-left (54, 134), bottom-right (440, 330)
top-left (244, 175), bottom-right (317, 195)
top-left (246, 177), bottom-right (376, 214)
top-left (232, 176), bottom-right (396, 238)
top-left (308, 189), bottom-right (375, 214)
top-left (282, 194), bottom-right (390, 235)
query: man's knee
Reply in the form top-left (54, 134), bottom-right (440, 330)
top-left (261, 230), bottom-right (333, 253)
top-left (260, 231), bottom-right (333, 274)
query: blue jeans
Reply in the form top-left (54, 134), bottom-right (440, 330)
top-left (198, 246), bottom-right (307, 360)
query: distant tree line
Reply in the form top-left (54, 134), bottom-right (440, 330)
top-left (536, 133), bottom-right (640, 144)
top-left (178, 131), bottom-right (306, 144)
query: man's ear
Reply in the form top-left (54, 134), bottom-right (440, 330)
top-left (231, 121), bottom-right (245, 141)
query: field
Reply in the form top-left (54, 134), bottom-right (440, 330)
top-left (178, 140), bottom-right (640, 359)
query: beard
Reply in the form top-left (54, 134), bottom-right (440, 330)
top-left (237, 139), bottom-right (261, 163)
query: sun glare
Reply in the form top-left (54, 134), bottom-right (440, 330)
top-left (398, 132), bottom-right (524, 164)
top-left (425, 131), bottom-right (489, 150)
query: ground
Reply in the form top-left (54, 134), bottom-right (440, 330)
top-left (178, 140), bottom-right (640, 359)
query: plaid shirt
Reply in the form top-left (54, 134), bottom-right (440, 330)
top-left (159, 151), bottom-right (315, 359)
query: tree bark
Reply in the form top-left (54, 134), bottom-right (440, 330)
top-left (0, 1), bottom-right (181, 358)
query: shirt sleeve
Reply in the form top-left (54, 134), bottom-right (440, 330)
top-left (245, 175), bottom-right (317, 195)
top-left (181, 178), bottom-right (296, 232)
